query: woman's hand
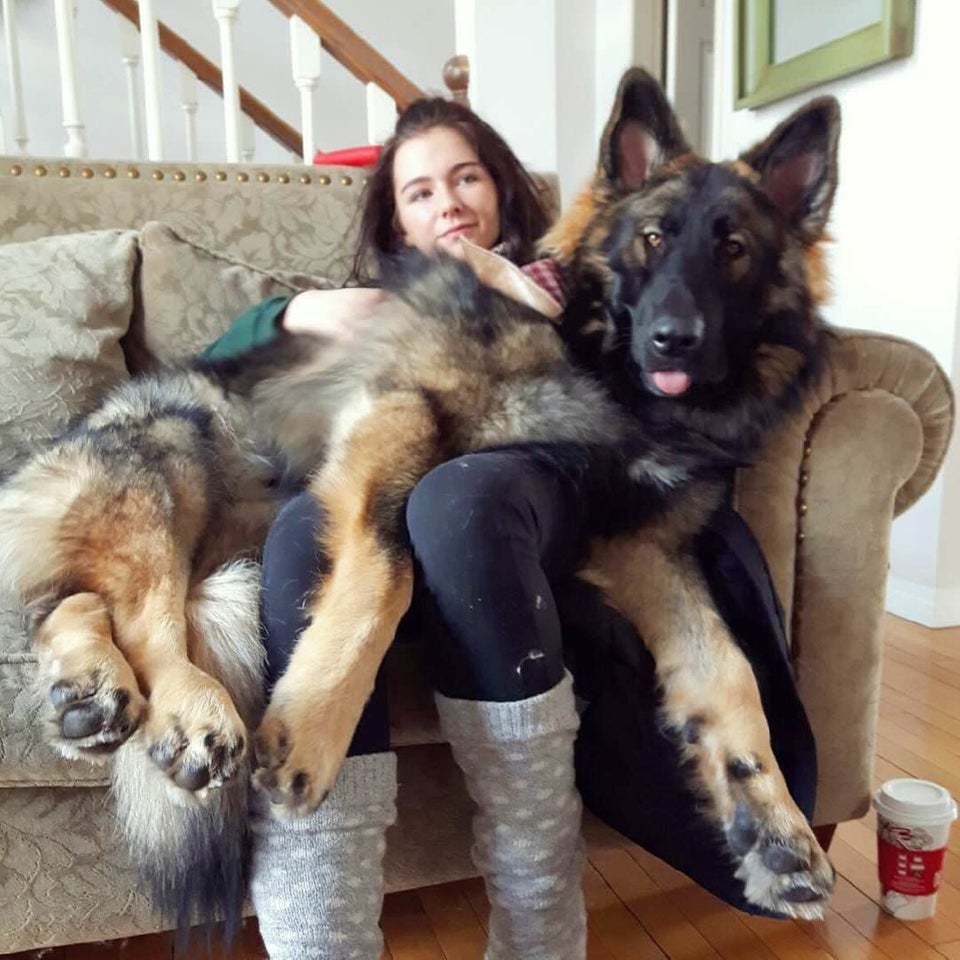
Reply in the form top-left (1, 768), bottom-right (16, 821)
top-left (282, 287), bottom-right (388, 342)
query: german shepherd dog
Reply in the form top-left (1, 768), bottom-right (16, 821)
top-left (0, 69), bottom-right (839, 929)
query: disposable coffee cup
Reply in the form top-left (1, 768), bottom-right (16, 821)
top-left (873, 778), bottom-right (957, 919)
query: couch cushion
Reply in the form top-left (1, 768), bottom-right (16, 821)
top-left (128, 221), bottom-right (336, 371)
top-left (0, 229), bottom-right (137, 788)
top-left (0, 228), bottom-right (137, 475)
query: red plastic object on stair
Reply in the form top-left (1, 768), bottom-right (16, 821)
top-left (312, 145), bottom-right (383, 167)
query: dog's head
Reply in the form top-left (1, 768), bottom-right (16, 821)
top-left (550, 69), bottom-right (838, 437)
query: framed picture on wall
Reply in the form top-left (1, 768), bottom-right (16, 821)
top-left (735, 0), bottom-right (915, 109)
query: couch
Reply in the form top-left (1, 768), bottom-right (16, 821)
top-left (0, 155), bottom-right (952, 953)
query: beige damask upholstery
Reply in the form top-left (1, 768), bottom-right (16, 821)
top-left (0, 156), bottom-right (953, 952)
top-left (0, 229), bottom-right (137, 476)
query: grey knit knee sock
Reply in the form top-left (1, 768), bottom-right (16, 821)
top-left (249, 751), bottom-right (397, 960)
top-left (436, 673), bottom-right (586, 960)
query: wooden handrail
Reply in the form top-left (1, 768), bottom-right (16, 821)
top-left (102, 0), bottom-right (302, 157)
top-left (267, 0), bottom-right (425, 108)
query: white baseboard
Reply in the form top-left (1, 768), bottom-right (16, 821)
top-left (885, 576), bottom-right (960, 628)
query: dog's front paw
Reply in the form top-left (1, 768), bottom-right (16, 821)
top-left (34, 594), bottom-right (146, 761)
top-left (727, 797), bottom-right (835, 918)
top-left (252, 693), bottom-right (352, 816)
top-left (144, 665), bottom-right (247, 796)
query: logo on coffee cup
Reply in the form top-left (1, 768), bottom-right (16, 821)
top-left (879, 818), bottom-right (934, 851)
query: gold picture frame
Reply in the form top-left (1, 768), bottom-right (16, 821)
top-left (735, 0), bottom-right (915, 110)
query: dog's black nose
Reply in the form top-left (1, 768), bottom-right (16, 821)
top-left (650, 315), bottom-right (705, 358)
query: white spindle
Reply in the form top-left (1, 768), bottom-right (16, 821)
top-left (240, 115), bottom-right (255, 162)
top-left (117, 15), bottom-right (144, 158)
top-left (212, 0), bottom-right (242, 163)
top-left (289, 15), bottom-right (320, 164)
top-left (138, 0), bottom-right (164, 160)
top-left (2, 0), bottom-right (28, 152)
top-left (365, 83), bottom-right (395, 144)
top-left (179, 64), bottom-right (199, 162)
top-left (53, 0), bottom-right (85, 157)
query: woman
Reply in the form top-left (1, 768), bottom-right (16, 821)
top-left (205, 98), bottom-right (815, 960)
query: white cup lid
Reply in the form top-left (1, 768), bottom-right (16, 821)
top-left (873, 778), bottom-right (958, 823)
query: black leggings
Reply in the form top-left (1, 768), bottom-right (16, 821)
top-left (259, 449), bottom-right (608, 756)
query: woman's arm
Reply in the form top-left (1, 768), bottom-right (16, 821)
top-left (282, 288), bottom-right (387, 341)
top-left (200, 288), bottom-right (388, 362)
top-left (200, 295), bottom-right (291, 362)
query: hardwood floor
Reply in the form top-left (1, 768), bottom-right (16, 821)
top-left (5, 613), bottom-right (960, 959)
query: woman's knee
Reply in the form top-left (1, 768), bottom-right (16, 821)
top-left (406, 451), bottom-right (585, 587)
top-left (406, 454), bottom-right (540, 569)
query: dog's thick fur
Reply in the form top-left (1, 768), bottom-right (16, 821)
top-left (0, 69), bottom-right (841, 930)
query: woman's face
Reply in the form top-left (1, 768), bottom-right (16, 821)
top-left (392, 125), bottom-right (501, 259)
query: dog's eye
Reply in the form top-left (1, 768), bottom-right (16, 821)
top-left (643, 229), bottom-right (664, 249)
top-left (721, 236), bottom-right (746, 258)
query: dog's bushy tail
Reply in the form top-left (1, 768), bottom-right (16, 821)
top-left (111, 560), bottom-right (265, 941)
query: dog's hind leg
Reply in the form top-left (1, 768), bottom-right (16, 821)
top-left (110, 571), bottom-right (249, 795)
top-left (54, 478), bottom-right (251, 795)
top-left (31, 592), bottom-right (146, 761)
top-left (583, 534), bottom-right (835, 919)
top-left (254, 391), bottom-right (440, 815)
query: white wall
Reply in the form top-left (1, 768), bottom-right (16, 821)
top-left (556, 0), bottom-right (597, 205)
top-left (0, 1), bottom-right (455, 163)
top-left (465, 0), bottom-right (663, 205)
top-left (462, 0), bottom-right (560, 181)
top-left (711, 0), bottom-right (960, 626)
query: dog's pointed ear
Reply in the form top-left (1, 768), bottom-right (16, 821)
top-left (739, 97), bottom-right (840, 242)
top-left (598, 68), bottom-right (691, 194)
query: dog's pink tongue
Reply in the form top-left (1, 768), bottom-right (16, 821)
top-left (652, 371), bottom-right (692, 395)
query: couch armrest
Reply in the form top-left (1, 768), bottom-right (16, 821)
top-left (733, 329), bottom-right (954, 825)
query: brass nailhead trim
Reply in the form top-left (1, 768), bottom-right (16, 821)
top-left (340, 175), bottom-right (352, 186)
top-left (195, 171), bottom-right (207, 182)
top-left (128, 168), bottom-right (140, 179)
top-left (215, 171), bottom-right (227, 182)
top-left (236, 172), bottom-right (249, 182)
top-left (10, 164), bottom-right (22, 176)
top-left (256, 172), bottom-right (269, 183)
top-left (173, 171), bottom-right (186, 182)
top-left (151, 170), bottom-right (164, 181)
top-left (317, 175), bottom-right (330, 186)
top-left (797, 531), bottom-right (806, 542)
top-left (80, 168), bottom-right (94, 179)
top-left (798, 502), bottom-right (808, 515)
top-left (57, 166), bottom-right (70, 178)
top-left (34, 165), bottom-right (48, 177)
top-left (103, 167), bottom-right (116, 179)
top-left (803, 445), bottom-right (812, 458)
top-left (277, 173), bottom-right (290, 184)
top-left (300, 174), bottom-right (312, 184)
top-left (799, 472), bottom-right (809, 486)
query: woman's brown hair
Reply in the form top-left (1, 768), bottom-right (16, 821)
top-left (349, 98), bottom-right (550, 281)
